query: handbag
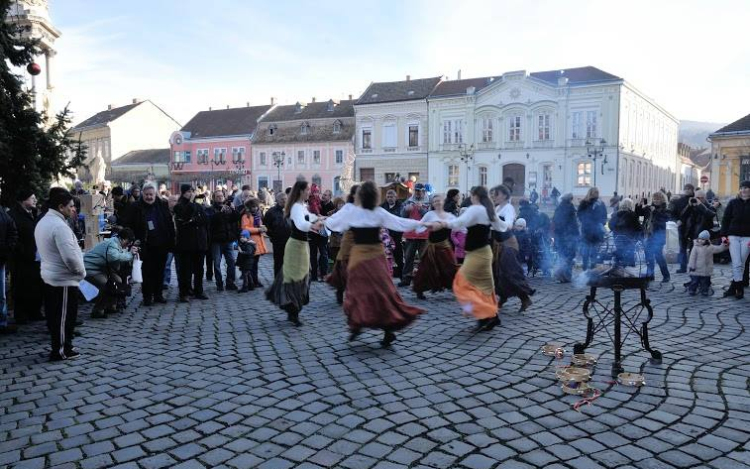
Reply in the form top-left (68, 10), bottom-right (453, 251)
top-left (131, 254), bottom-right (143, 283)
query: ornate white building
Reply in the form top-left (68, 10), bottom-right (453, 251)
top-left (7, 0), bottom-right (61, 116)
top-left (426, 67), bottom-right (679, 199)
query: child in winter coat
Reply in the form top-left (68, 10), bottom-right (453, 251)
top-left (687, 230), bottom-right (728, 296)
top-left (237, 230), bottom-right (257, 292)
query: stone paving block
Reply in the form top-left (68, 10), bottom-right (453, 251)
top-left (138, 453), bottom-right (178, 469)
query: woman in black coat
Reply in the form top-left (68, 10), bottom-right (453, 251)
top-left (577, 187), bottom-right (608, 270)
top-left (8, 191), bottom-right (43, 323)
top-left (641, 192), bottom-right (670, 282)
top-left (609, 198), bottom-right (642, 267)
top-left (552, 193), bottom-right (579, 282)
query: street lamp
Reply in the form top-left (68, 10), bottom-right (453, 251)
top-left (272, 151), bottom-right (285, 192)
top-left (586, 138), bottom-right (607, 187)
top-left (458, 143), bottom-right (475, 191)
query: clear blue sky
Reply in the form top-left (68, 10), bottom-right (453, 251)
top-left (51, 0), bottom-right (750, 127)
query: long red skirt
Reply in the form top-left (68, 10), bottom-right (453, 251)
top-left (413, 240), bottom-right (458, 294)
top-left (344, 244), bottom-right (425, 331)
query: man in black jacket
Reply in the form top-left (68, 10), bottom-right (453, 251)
top-left (206, 190), bottom-right (239, 291)
top-left (381, 189), bottom-right (404, 278)
top-left (263, 191), bottom-right (289, 277)
top-left (552, 194), bottom-right (579, 283)
top-left (122, 182), bottom-right (175, 306)
top-left (668, 183), bottom-right (695, 273)
top-left (8, 190), bottom-right (42, 325)
top-left (174, 184), bottom-right (209, 302)
top-left (0, 202), bottom-right (18, 333)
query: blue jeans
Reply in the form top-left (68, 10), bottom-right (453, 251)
top-left (0, 264), bottom-right (7, 327)
top-left (164, 252), bottom-right (174, 287)
top-left (580, 241), bottom-right (601, 270)
top-left (211, 242), bottom-right (236, 287)
top-left (646, 232), bottom-right (669, 279)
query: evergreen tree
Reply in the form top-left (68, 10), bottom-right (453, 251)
top-left (0, 0), bottom-right (84, 206)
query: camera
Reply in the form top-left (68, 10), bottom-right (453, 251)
top-left (689, 198), bottom-right (698, 205)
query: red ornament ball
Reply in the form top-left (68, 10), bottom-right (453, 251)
top-left (27, 62), bottom-right (41, 76)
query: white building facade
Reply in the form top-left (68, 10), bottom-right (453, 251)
top-left (425, 67), bottom-right (679, 200)
top-left (353, 77), bottom-right (441, 185)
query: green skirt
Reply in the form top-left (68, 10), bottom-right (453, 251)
top-left (265, 238), bottom-right (311, 314)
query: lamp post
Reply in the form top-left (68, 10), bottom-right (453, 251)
top-left (272, 151), bottom-right (285, 193)
top-left (458, 143), bottom-right (475, 192)
top-left (586, 138), bottom-right (607, 187)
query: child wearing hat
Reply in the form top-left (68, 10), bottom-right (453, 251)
top-left (236, 229), bottom-right (257, 292)
top-left (687, 230), bottom-right (728, 296)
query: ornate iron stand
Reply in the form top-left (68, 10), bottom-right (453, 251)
top-left (573, 276), bottom-right (663, 377)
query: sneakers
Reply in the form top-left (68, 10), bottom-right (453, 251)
top-left (49, 350), bottom-right (82, 362)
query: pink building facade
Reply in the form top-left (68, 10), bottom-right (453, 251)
top-left (251, 99), bottom-right (355, 195)
top-left (169, 104), bottom-right (273, 193)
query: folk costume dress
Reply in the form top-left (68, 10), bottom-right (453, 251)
top-left (326, 203), bottom-right (355, 302)
top-left (265, 203), bottom-right (317, 321)
top-left (325, 206), bottom-right (425, 333)
top-left (493, 203), bottom-right (535, 305)
top-left (412, 211), bottom-right (458, 295)
top-left (444, 205), bottom-right (509, 320)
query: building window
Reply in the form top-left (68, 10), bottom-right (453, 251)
top-left (232, 147), bottom-right (246, 162)
top-left (586, 111), bottom-right (597, 139)
top-left (384, 172), bottom-right (396, 184)
top-left (313, 150), bottom-right (321, 164)
top-left (174, 151), bottom-right (183, 163)
top-left (478, 166), bottom-right (488, 187)
top-left (572, 111), bottom-right (582, 139)
top-left (335, 149), bottom-right (343, 164)
top-left (482, 118), bottom-right (493, 142)
top-left (509, 116), bottom-right (521, 141)
top-left (258, 176), bottom-right (269, 190)
top-left (448, 165), bottom-right (459, 186)
top-left (297, 150), bottom-right (305, 165)
top-left (577, 162), bottom-right (592, 186)
top-left (408, 125), bottom-right (419, 147)
top-left (300, 123), bottom-right (310, 135)
top-left (259, 152), bottom-right (267, 166)
top-left (333, 121), bottom-right (341, 134)
top-left (537, 114), bottom-right (550, 141)
top-left (442, 120), bottom-right (452, 144)
top-left (312, 174), bottom-right (322, 187)
top-left (268, 125), bottom-right (276, 136)
top-left (334, 176), bottom-right (341, 194)
top-left (454, 119), bottom-right (463, 144)
top-left (362, 129), bottom-right (372, 149)
top-left (213, 148), bottom-right (226, 164)
top-left (383, 123), bottom-right (397, 148)
top-left (360, 168), bottom-right (375, 181)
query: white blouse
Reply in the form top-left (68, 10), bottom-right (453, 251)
top-left (445, 204), bottom-right (509, 232)
top-left (496, 203), bottom-right (516, 226)
top-left (290, 203), bottom-right (318, 232)
top-left (325, 206), bottom-right (421, 233)
top-left (420, 210), bottom-right (456, 224)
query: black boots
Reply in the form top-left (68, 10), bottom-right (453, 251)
top-left (723, 281), bottom-right (745, 299)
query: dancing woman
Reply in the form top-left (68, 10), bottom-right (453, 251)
top-left (326, 185), bottom-right (359, 305)
top-left (431, 187), bottom-right (509, 331)
top-left (413, 194), bottom-right (458, 299)
top-left (265, 181), bottom-right (324, 326)
top-left (490, 184), bottom-right (535, 312)
top-left (325, 181), bottom-right (425, 346)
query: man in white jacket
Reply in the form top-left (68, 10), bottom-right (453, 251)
top-left (35, 188), bottom-right (86, 361)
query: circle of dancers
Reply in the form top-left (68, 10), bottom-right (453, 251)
top-left (265, 180), bottom-right (540, 347)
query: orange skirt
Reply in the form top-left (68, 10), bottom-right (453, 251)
top-left (452, 245), bottom-right (498, 320)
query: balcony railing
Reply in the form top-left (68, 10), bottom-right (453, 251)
top-left (568, 138), bottom-right (588, 147)
top-left (360, 148), bottom-right (373, 154)
top-left (407, 145), bottom-right (422, 152)
top-left (439, 143), bottom-right (460, 152)
top-left (477, 142), bottom-right (496, 150)
top-left (503, 140), bottom-right (525, 149)
top-left (383, 147), bottom-right (396, 153)
top-left (533, 140), bottom-right (554, 149)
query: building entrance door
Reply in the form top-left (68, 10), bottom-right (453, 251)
top-left (503, 163), bottom-right (526, 197)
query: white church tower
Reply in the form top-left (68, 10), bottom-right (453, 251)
top-left (6, 0), bottom-right (61, 116)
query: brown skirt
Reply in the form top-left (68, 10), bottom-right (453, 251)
top-left (327, 230), bottom-right (354, 291)
top-left (413, 240), bottom-right (458, 294)
top-left (344, 243), bottom-right (425, 331)
top-left (493, 236), bottom-right (534, 300)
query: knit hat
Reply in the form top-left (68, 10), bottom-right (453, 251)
top-left (180, 184), bottom-right (192, 195)
top-left (698, 230), bottom-right (710, 240)
top-left (694, 189), bottom-right (705, 199)
top-left (240, 230), bottom-right (251, 238)
top-left (111, 187), bottom-right (124, 197)
top-left (16, 189), bottom-right (34, 202)
top-left (514, 218), bottom-right (527, 228)
top-left (741, 180), bottom-right (750, 189)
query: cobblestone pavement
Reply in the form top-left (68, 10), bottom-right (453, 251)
top-left (1, 258), bottom-right (749, 469)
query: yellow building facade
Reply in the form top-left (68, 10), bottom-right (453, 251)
top-left (708, 113), bottom-right (750, 198)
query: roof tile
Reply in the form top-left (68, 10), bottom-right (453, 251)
top-left (713, 112), bottom-right (750, 135)
top-left (181, 105), bottom-right (273, 139)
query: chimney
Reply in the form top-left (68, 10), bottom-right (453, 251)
top-left (312, 97), bottom-right (316, 103)
top-left (226, 105), bottom-right (230, 109)
top-left (348, 94), bottom-right (353, 100)
top-left (246, 102), bottom-right (250, 107)
top-left (558, 76), bottom-right (569, 86)
top-left (457, 69), bottom-right (462, 80)
top-left (270, 97), bottom-right (276, 105)
top-left (209, 107), bottom-right (212, 111)
top-left (406, 75), bottom-right (411, 81)
top-left (132, 98), bottom-right (138, 104)
top-left (107, 104), bottom-right (113, 110)
top-left (466, 86), bottom-right (476, 95)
